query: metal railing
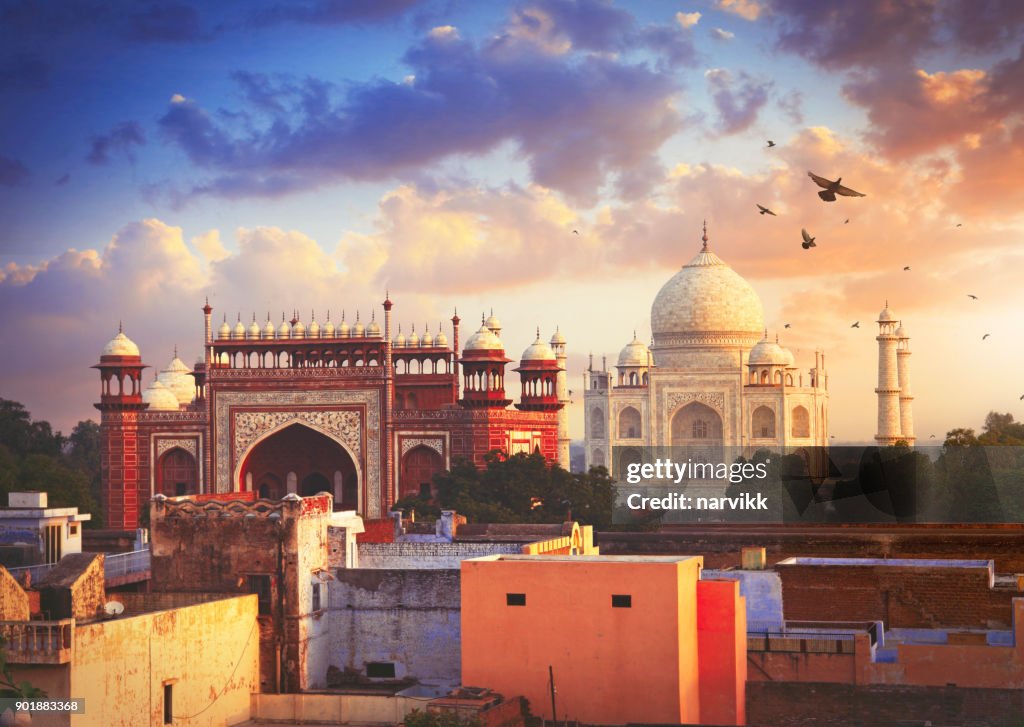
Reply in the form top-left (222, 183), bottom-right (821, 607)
top-left (0, 620), bottom-right (74, 664)
top-left (747, 629), bottom-right (859, 654)
top-left (6, 547), bottom-right (151, 584)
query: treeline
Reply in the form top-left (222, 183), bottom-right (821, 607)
top-left (394, 450), bottom-right (616, 527)
top-left (0, 399), bottom-right (103, 526)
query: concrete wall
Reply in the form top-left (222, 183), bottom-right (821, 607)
top-left (704, 568), bottom-right (783, 629)
top-left (697, 579), bottom-right (747, 726)
top-left (252, 693), bottom-right (429, 724)
top-left (69, 594), bottom-right (259, 727)
top-left (461, 555), bottom-right (707, 726)
top-left (358, 542), bottom-right (523, 569)
top-left (328, 569), bottom-right (461, 683)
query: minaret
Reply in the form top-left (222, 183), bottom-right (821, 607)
top-left (383, 292), bottom-right (395, 512)
top-left (896, 321), bottom-right (915, 444)
top-left (451, 309), bottom-right (461, 402)
top-left (875, 302), bottom-right (902, 445)
top-left (550, 327), bottom-right (570, 468)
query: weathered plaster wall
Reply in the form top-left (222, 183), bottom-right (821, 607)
top-left (328, 569), bottom-right (461, 683)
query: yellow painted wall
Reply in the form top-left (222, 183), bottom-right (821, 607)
top-left (68, 594), bottom-right (259, 726)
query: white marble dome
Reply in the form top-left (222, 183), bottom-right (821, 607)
top-left (521, 331), bottom-right (556, 362)
top-left (102, 330), bottom-right (140, 357)
top-left (617, 334), bottom-right (650, 367)
top-left (157, 356), bottom-right (194, 405)
top-left (435, 327), bottom-right (448, 347)
top-left (464, 324), bottom-right (503, 352)
top-left (878, 306), bottom-right (894, 322)
top-left (651, 245), bottom-right (764, 344)
top-left (263, 317), bottom-right (276, 338)
top-left (142, 380), bottom-right (179, 411)
top-left (550, 328), bottom-right (566, 346)
top-left (217, 318), bottom-right (231, 340)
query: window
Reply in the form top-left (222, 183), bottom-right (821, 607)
top-left (366, 662), bottom-right (396, 679)
top-left (612, 594), bottom-right (632, 608)
top-left (163, 684), bottom-right (173, 724)
top-left (312, 582), bottom-right (322, 612)
top-left (506, 593), bottom-right (526, 606)
top-left (692, 419), bottom-right (708, 439)
top-left (68, 524), bottom-right (78, 536)
top-left (247, 575), bottom-right (272, 615)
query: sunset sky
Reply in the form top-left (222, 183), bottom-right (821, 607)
top-left (1, 0), bottom-right (1023, 442)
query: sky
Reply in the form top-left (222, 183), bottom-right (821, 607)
top-left (1, 0), bottom-right (1023, 442)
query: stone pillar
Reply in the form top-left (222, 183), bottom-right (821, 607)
top-left (875, 309), bottom-right (902, 445)
top-left (897, 327), bottom-right (915, 444)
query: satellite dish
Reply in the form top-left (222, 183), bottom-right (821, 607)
top-left (104, 601), bottom-right (125, 617)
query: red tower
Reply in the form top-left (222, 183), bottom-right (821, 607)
top-left (514, 329), bottom-right (564, 412)
top-left (458, 317), bottom-right (512, 409)
top-left (93, 325), bottom-right (149, 529)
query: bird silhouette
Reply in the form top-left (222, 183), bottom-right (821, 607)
top-left (851, 321), bottom-right (860, 328)
top-left (1019, 393), bottom-right (1024, 400)
top-left (784, 323), bottom-right (791, 328)
top-left (983, 334), bottom-right (990, 340)
top-left (766, 140), bottom-right (776, 148)
top-left (903, 266), bottom-right (911, 271)
top-left (801, 228), bottom-right (817, 249)
top-left (572, 230), bottom-right (579, 234)
top-left (807, 171), bottom-right (866, 202)
top-left (756, 204), bottom-right (777, 216)
top-left (968, 294), bottom-right (978, 300)
top-left (956, 223), bottom-right (963, 227)
top-left (930, 434), bottom-right (936, 438)
top-left (844, 218), bottom-right (850, 224)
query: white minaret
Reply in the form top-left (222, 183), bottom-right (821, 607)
top-left (875, 302), bottom-right (902, 445)
top-left (896, 321), bottom-right (915, 444)
top-left (550, 328), bottom-right (570, 468)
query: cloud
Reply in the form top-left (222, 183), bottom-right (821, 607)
top-left (711, 28), bottom-right (734, 41)
top-left (675, 12), bottom-right (701, 29)
top-left (0, 53), bottom-right (50, 91)
top-left (192, 230), bottom-right (228, 262)
top-left (0, 156), bottom-right (29, 186)
top-left (705, 69), bottom-right (771, 135)
top-left (716, 0), bottom-right (761, 21)
top-left (158, 23), bottom-right (686, 205)
top-left (776, 89), bottom-right (803, 125)
top-left (86, 121), bottom-right (146, 165)
top-left (251, 0), bottom-right (422, 27)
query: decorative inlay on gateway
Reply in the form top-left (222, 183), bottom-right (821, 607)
top-left (214, 388), bottom-right (381, 517)
top-left (156, 438), bottom-right (198, 459)
top-left (400, 437), bottom-right (444, 457)
top-left (232, 410), bottom-right (362, 465)
top-left (666, 391), bottom-right (725, 414)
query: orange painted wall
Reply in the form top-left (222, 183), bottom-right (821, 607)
top-left (697, 579), bottom-right (747, 725)
top-left (461, 555), bottom-right (704, 726)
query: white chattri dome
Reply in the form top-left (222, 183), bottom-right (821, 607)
top-left (157, 355), bottom-right (194, 405)
top-left (895, 324), bottom-right (907, 338)
top-left (217, 319), bottom-right (231, 339)
top-left (651, 237), bottom-right (764, 345)
top-left (264, 317), bottom-right (276, 338)
top-left (367, 317), bottom-right (381, 337)
top-left (464, 324), bottom-right (503, 352)
top-left (749, 335), bottom-right (789, 366)
top-left (878, 307), bottom-right (894, 322)
top-left (550, 328), bottom-right (566, 346)
top-left (248, 318), bottom-right (261, 339)
top-left (617, 333), bottom-right (650, 367)
top-left (521, 330), bottom-right (556, 362)
top-left (435, 327), bottom-right (448, 347)
top-left (102, 329), bottom-right (140, 357)
top-left (142, 380), bottom-right (179, 411)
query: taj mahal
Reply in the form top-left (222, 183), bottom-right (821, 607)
top-left (584, 224), bottom-right (916, 475)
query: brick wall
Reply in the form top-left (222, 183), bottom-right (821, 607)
top-left (358, 542), bottom-right (524, 569)
top-left (776, 561), bottom-right (1014, 629)
top-left (747, 682), bottom-right (1024, 727)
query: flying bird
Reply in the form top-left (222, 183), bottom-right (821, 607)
top-left (807, 171), bottom-right (866, 202)
top-left (968, 294), bottom-right (978, 300)
top-left (1020, 394), bottom-right (1024, 400)
top-left (756, 204), bottom-right (777, 216)
top-left (983, 334), bottom-right (990, 340)
top-left (766, 140), bottom-right (776, 148)
top-left (784, 323), bottom-right (791, 328)
top-left (844, 218), bottom-right (850, 224)
top-left (851, 321), bottom-right (860, 328)
top-left (801, 228), bottom-right (817, 249)
top-left (903, 266), bottom-right (911, 271)
top-left (572, 230), bottom-right (579, 235)
top-left (930, 434), bottom-right (936, 438)
top-left (956, 223), bottom-right (963, 227)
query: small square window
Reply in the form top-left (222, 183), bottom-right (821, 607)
top-left (366, 662), bottom-right (396, 679)
top-left (506, 593), bottom-right (526, 606)
top-left (612, 594), bottom-right (632, 608)
top-left (312, 582), bottom-right (322, 612)
top-left (247, 575), bottom-right (272, 615)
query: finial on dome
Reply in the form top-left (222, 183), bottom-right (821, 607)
top-left (326, 309), bottom-right (331, 321)
top-left (701, 220), bottom-right (709, 250)
top-left (174, 344), bottom-right (178, 358)
top-left (536, 326), bottom-right (541, 339)
top-left (119, 320), bottom-right (123, 333)
top-left (775, 332), bottom-right (779, 343)
top-left (885, 298), bottom-right (889, 309)
top-left (481, 312), bottom-right (486, 324)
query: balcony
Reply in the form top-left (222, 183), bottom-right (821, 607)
top-left (0, 619), bottom-right (74, 664)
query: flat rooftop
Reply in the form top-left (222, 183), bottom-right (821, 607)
top-left (777, 557), bottom-right (993, 568)
top-left (467, 554), bottom-right (702, 564)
